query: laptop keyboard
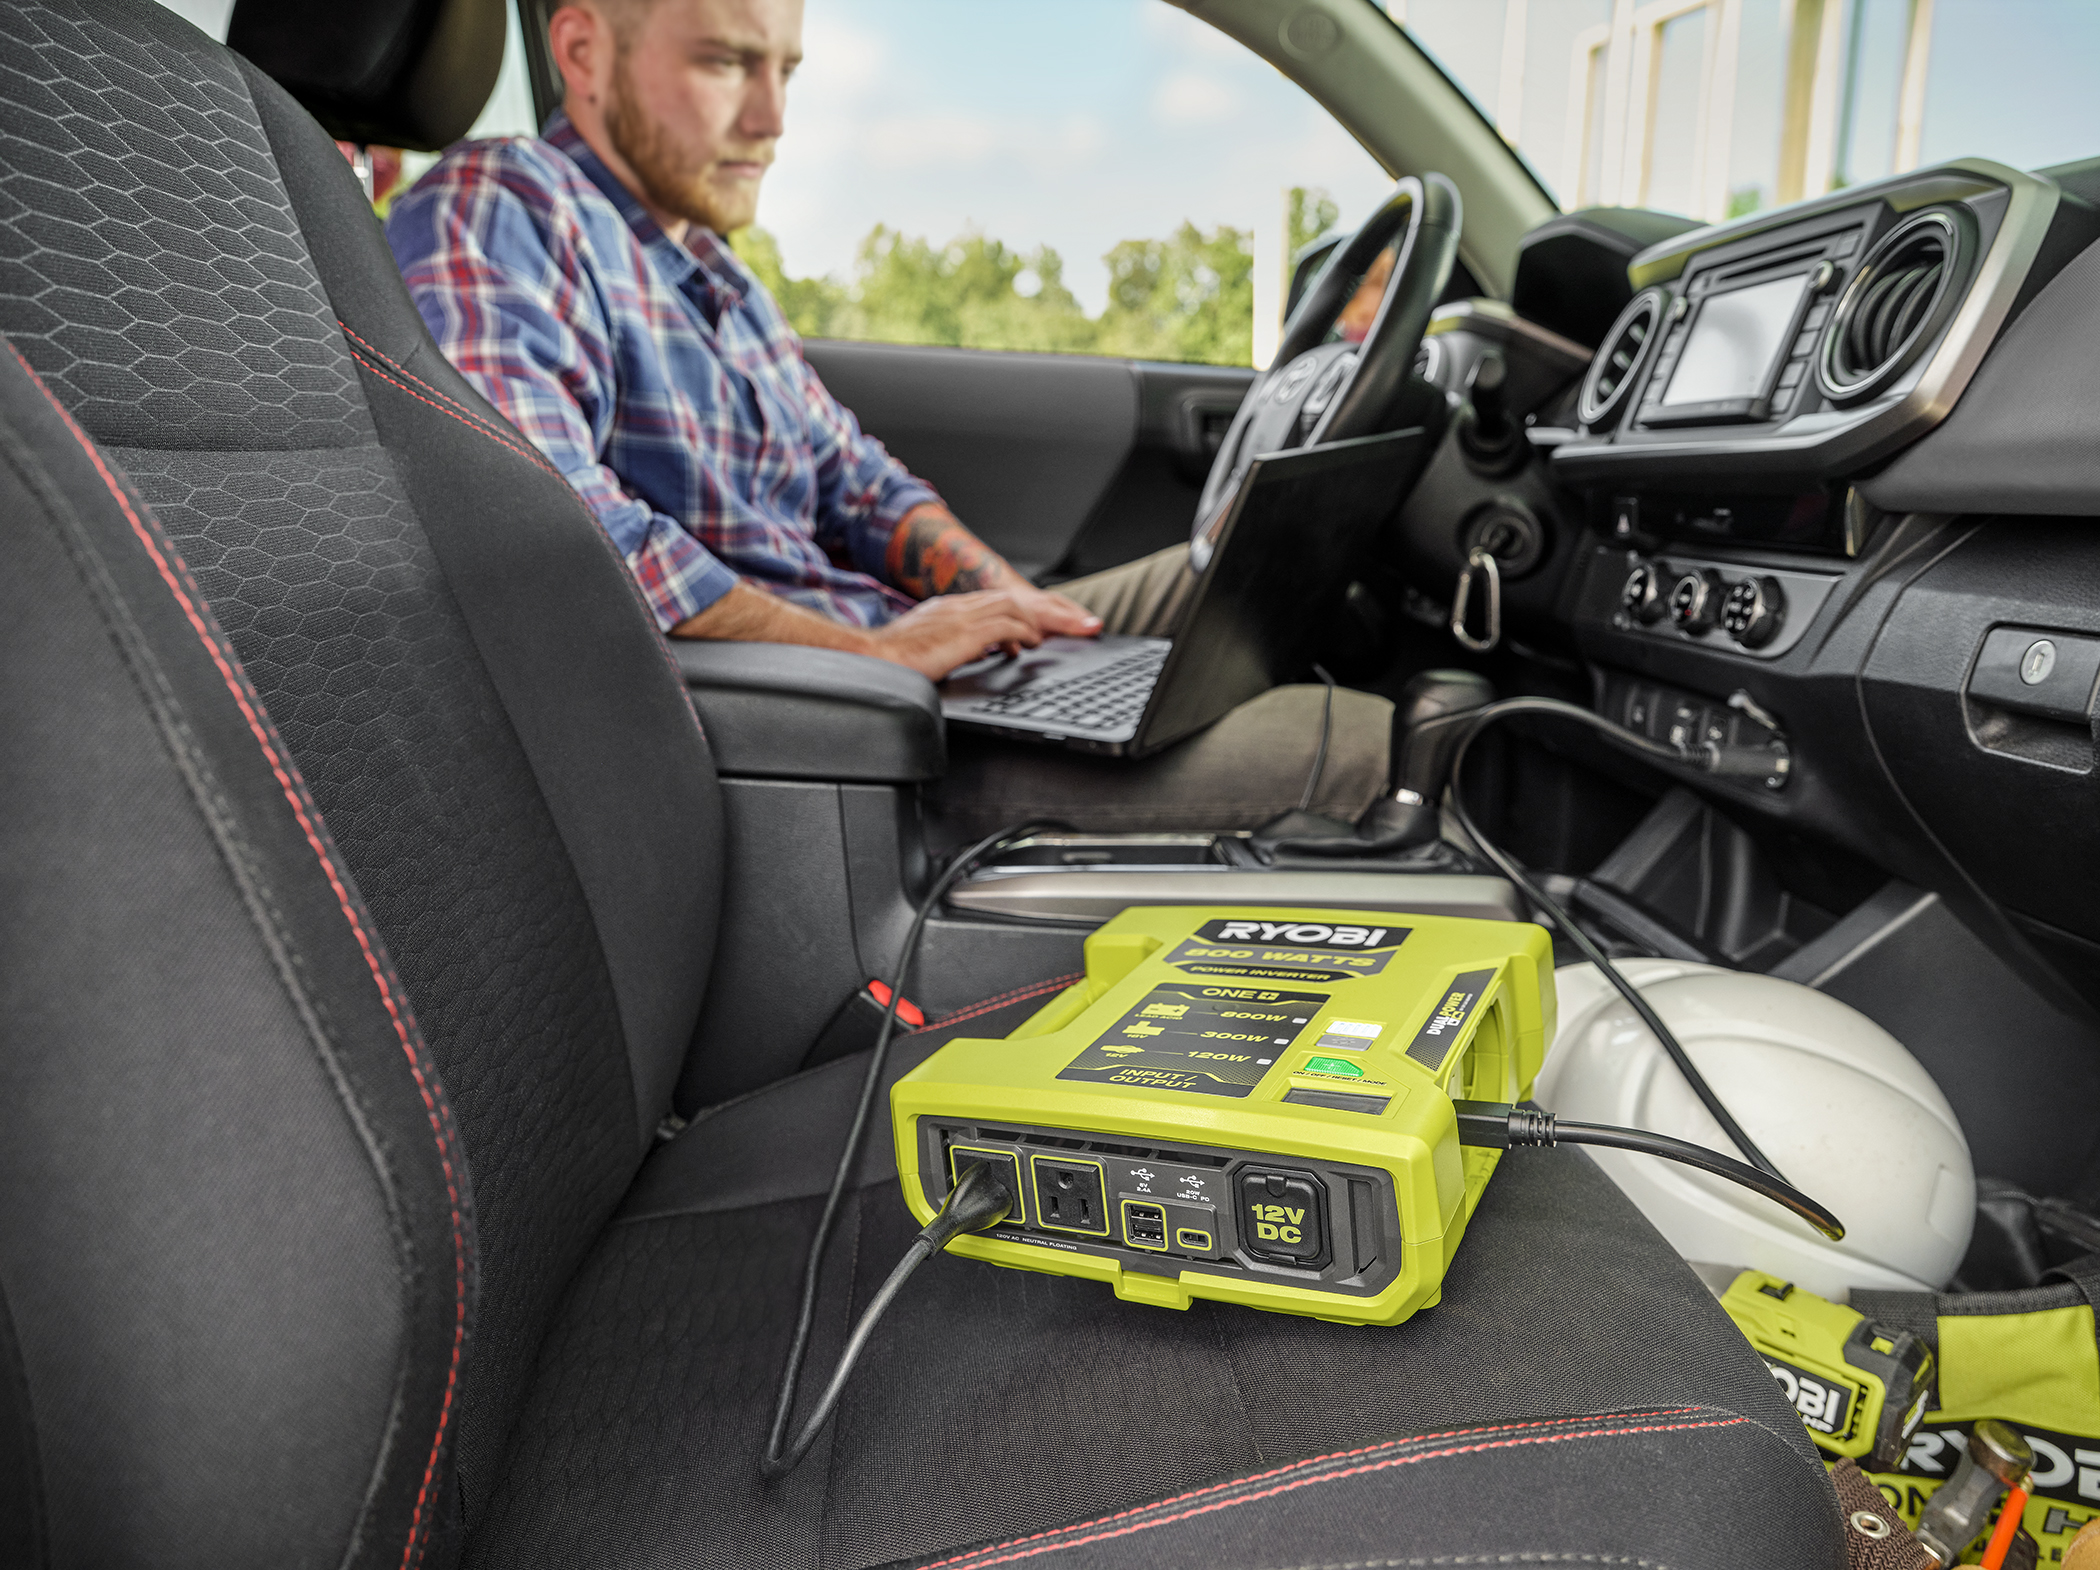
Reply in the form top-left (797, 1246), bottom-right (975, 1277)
top-left (964, 642), bottom-right (1169, 733)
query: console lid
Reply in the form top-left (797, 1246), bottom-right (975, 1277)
top-left (670, 640), bottom-right (945, 782)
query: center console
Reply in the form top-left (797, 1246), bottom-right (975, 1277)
top-left (944, 831), bottom-right (1519, 926)
top-left (1525, 156), bottom-right (2100, 1059)
top-left (672, 646), bottom-right (1523, 1112)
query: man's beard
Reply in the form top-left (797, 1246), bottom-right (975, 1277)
top-left (602, 55), bottom-right (765, 234)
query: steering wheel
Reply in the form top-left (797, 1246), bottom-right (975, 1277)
top-left (1192, 173), bottom-right (1461, 562)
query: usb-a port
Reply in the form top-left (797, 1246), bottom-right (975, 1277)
top-left (1122, 1199), bottom-right (1168, 1251)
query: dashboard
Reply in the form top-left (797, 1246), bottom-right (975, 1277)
top-left (1396, 156), bottom-right (2100, 1026)
top-left (1554, 160), bottom-right (2085, 488)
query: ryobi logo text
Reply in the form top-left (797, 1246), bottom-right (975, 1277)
top-left (1762, 1355), bottom-right (1856, 1437)
top-left (1248, 1203), bottom-right (1307, 1245)
top-left (1197, 919), bottom-right (1398, 951)
top-left (1896, 1423), bottom-right (2100, 1505)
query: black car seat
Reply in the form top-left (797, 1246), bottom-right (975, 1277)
top-left (0, 2), bottom-right (1848, 1566)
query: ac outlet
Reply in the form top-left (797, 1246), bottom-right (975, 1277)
top-left (1031, 1156), bottom-right (1109, 1235)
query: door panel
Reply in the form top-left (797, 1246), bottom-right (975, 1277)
top-left (1058, 361), bottom-right (1255, 578)
top-left (802, 340), bottom-right (1138, 579)
top-left (802, 340), bottom-right (1256, 582)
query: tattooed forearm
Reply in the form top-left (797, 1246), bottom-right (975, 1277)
top-left (886, 505), bottom-right (1013, 598)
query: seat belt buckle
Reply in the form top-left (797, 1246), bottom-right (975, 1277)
top-left (804, 979), bottom-right (925, 1069)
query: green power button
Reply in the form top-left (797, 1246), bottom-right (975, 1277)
top-left (1302, 1055), bottom-right (1364, 1078)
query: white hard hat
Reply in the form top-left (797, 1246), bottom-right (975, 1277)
top-left (1535, 960), bottom-right (1974, 1299)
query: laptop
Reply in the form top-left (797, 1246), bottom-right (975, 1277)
top-left (939, 426), bottom-right (1432, 758)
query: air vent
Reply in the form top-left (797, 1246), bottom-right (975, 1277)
top-left (1818, 210), bottom-right (1969, 404)
top-left (1578, 288), bottom-right (1663, 428)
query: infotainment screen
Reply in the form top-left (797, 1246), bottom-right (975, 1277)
top-left (1661, 274), bottom-right (1809, 406)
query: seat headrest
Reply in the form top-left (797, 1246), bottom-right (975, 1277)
top-left (227, 0), bottom-right (509, 152)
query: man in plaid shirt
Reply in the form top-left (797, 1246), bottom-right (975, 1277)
top-left (387, 0), bottom-right (1393, 835)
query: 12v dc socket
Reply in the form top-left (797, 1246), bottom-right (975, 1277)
top-left (1235, 1167), bottom-right (1330, 1269)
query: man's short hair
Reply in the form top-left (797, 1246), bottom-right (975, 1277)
top-left (568, 0), bottom-right (663, 52)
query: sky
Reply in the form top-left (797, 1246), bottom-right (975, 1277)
top-left (1914, 0), bottom-right (2100, 172)
top-left (152, 0), bottom-right (2100, 291)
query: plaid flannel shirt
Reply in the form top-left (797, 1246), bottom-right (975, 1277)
top-left (385, 112), bottom-right (935, 630)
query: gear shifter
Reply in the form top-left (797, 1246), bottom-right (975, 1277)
top-left (1457, 351), bottom-right (1524, 475)
top-left (1253, 669), bottom-right (1495, 860)
top-left (1356, 669), bottom-right (1497, 847)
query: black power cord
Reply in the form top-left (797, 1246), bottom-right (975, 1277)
top-left (1446, 696), bottom-right (1792, 1183)
top-left (760, 819), bottom-right (1060, 1483)
top-left (1452, 1102), bottom-right (1845, 1240)
top-left (762, 1160), bottom-right (1014, 1479)
top-left (1296, 663), bottom-right (1338, 812)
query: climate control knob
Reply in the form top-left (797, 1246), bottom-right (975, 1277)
top-left (1620, 563), bottom-right (1668, 624)
top-left (1669, 569), bottom-right (1723, 632)
top-left (1722, 575), bottom-right (1786, 648)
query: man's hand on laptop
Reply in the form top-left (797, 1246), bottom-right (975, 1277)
top-left (986, 581), bottom-right (1102, 640)
top-left (670, 581), bottom-right (1070, 680)
top-left (861, 591), bottom-right (1052, 677)
top-left (669, 505), bottom-right (1101, 680)
top-left (885, 504), bottom-right (1102, 643)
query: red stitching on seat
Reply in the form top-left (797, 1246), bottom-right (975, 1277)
top-left (337, 322), bottom-right (502, 424)
top-left (924, 1416), bottom-right (1749, 1569)
top-left (916, 972), bottom-right (1082, 1033)
top-left (344, 341), bottom-right (557, 478)
top-left (7, 343), bottom-right (468, 1570)
top-left (925, 974), bottom-right (1077, 1026)
top-left (333, 314), bottom-right (554, 470)
top-left (913, 1409), bottom-right (1710, 1570)
top-left (338, 335), bottom-right (710, 745)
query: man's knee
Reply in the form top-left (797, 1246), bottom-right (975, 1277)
top-left (1056, 545), bottom-right (1194, 638)
top-left (1206, 684), bottom-right (1392, 803)
top-left (925, 682), bottom-right (1393, 845)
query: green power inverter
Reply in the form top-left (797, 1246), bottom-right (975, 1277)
top-left (892, 906), bottom-right (1555, 1326)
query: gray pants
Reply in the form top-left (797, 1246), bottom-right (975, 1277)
top-left (923, 546), bottom-right (1393, 848)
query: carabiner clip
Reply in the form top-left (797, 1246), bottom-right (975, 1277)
top-left (1451, 546), bottom-right (1501, 653)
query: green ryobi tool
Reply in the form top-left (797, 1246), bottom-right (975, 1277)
top-left (891, 905), bottom-right (1556, 1326)
top-left (1719, 1270), bottom-right (1935, 1467)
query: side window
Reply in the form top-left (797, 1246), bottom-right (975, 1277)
top-left (741, 0), bottom-right (1394, 368)
top-left (153, 0), bottom-right (231, 31)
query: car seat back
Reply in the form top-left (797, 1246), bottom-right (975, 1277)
top-left (0, 0), bottom-right (725, 1554)
top-left (1, 339), bottom-right (479, 1570)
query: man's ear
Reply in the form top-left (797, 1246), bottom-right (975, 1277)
top-left (547, 3), bottom-right (613, 107)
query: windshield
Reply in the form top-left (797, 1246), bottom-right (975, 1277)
top-left (1397, 0), bottom-right (2100, 222)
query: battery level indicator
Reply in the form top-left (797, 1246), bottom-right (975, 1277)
top-left (1315, 1019), bottom-right (1382, 1053)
